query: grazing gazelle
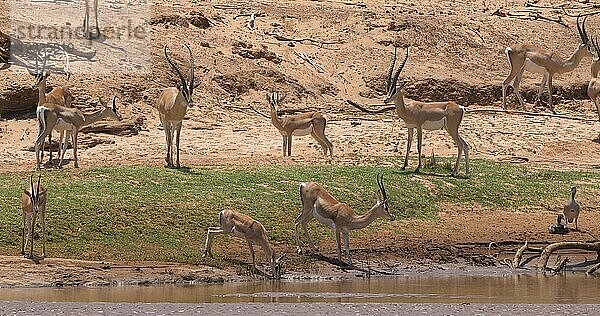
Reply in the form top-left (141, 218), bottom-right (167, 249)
top-left (267, 92), bottom-right (333, 157)
top-left (502, 15), bottom-right (592, 113)
top-left (384, 46), bottom-right (470, 177)
top-left (21, 175), bottom-right (47, 259)
top-left (295, 174), bottom-right (395, 265)
top-left (588, 37), bottom-right (600, 120)
top-left (203, 209), bottom-right (286, 279)
top-left (155, 44), bottom-right (197, 168)
top-left (563, 186), bottom-right (581, 230)
top-left (34, 97), bottom-right (122, 170)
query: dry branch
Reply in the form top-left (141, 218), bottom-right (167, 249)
top-left (294, 51), bottom-right (325, 73)
top-left (587, 262), bottom-right (600, 274)
top-left (537, 241), bottom-right (600, 270)
top-left (513, 241), bottom-right (529, 268)
top-left (234, 12), bottom-right (265, 30)
top-left (346, 99), bottom-right (396, 114)
top-left (466, 107), bottom-right (598, 122)
top-left (265, 32), bottom-right (344, 47)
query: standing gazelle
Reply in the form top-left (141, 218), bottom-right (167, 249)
top-left (588, 37), bottom-right (600, 120)
top-left (295, 174), bottom-right (395, 265)
top-left (21, 175), bottom-right (47, 259)
top-left (34, 97), bottom-right (122, 170)
top-left (30, 49), bottom-right (73, 164)
top-left (203, 209), bottom-right (286, 279)
top-left (155, 44), bottom-right (197, 168)
top-left (268, 92), bottom-right (333, 157)
top-left (384, 46), bottom-right (470, 177)
top-left (502, 15), bottom-right (592, 113)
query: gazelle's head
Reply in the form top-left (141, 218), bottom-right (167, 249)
top-left (375, 173), bottom-right (395, 221)
top-left (271, 253), bottom-right (287, 279)
top-left (29, 46), bottom-right (71, 88)
top-left (267, 92), bottom-right (283, 114)
top-left (383, 46), bottom-right (410, 105)
top-left (23, 174), bottom-right (47, 215)
top-left (164, 44), bottom-right (198, 108)
top-left (576, 15), bottom-right (593, 57)
top-left (99, 96), bottom-right (123, 121)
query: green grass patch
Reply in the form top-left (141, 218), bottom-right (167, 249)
top-left (1, 159), bottom-right (599, 264)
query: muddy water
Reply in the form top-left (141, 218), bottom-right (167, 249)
top-left (0, 274), bottom-right (598, 304)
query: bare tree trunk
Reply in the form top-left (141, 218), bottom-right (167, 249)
top-left (537, 242), bottom-right (600, 270)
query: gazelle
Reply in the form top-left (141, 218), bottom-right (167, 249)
top-left (203, 209), bottom-right (286, 279)
top-left (83, 0), bottom-right (100, 39)
top-left (588, 37), bottom-right (600, 120)
top-left (384, 46), bottom-right (470, 177)
top-left (21, 174), bottom-right (47, 259)
top-left (295, 174), bottom-right (395, 265)
top-left (34, 97), bottom-right (122, 170)
top-left (268, 92), bottom-right (333, 157)
top-left (30, 49), bottom-right (72, 164)
top-left (155, 44), bottom-right (197, 168)
top-left (502, 15), bottom-right (592, 113)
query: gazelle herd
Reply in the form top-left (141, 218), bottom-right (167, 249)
top-left (13, 13), bottom-right (599, 278)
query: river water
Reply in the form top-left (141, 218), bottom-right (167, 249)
top-left (0, 273), bottom-right (598, 304)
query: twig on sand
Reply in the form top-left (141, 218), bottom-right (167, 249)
top-left (466, 107), bottom-right (598, 122)
top-left (266, 32), bottom-right (344, 47)
top-left (294, 51), bottom-right (325, 73)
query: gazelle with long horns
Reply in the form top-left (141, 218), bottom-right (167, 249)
top-left (30, 48), bottom-right (73, 164)
top-left (384, 47), bottom-right (470, 177)
top-left (21, 175), bottom-right (48, 259)
top-left (155, 44), bottom-right (197, 168)
top-left (268, 92), bottom-right (333, 157)
top-left (203, 209), bottom-right (286, 279)
top-left (588, 37), bottom-right (600, 120)
top-left (502, 15), bottom-right (593, 113)
top-left (34, 97), bottom-right (122, 170)
top-left (295, 174), bottom-right (395, 265)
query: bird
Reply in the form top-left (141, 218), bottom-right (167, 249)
top-left (563, 186), bottom-right (581, 230)
top-left (549, 214), bottom-right (569, 235)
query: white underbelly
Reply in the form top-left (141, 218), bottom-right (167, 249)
top-left (407, 118), bottom-right (446, 130)
top-left (524, 59), bottom-right (547, 74)
top-left (291, 126), bottom-right (313, 136)
top-left (54, 119), bottom-right (74, 132)
top-left (312, 207), bottom-right (334, 228)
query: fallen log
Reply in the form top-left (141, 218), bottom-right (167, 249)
top-left (79, 119), bottom-right (142, 136)
top-left (537, 241), bottom-right (600, 270)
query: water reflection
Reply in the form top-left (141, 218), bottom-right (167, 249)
top-left (0, 273), bottom-right (598, 304)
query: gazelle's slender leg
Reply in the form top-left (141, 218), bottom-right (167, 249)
top-left (343, 232), bottom-right (352, 265)
top-left (72, 130), bottom-right (79, 168)
top-left (462, 137), bottom-right (470, 177)
top-left (534, 73), bottom-right (548, 105)
top-left (83, 0), bottom-right (90, 39)
top-left (403, 128), bottom-right (414, 169)
top-left (547, 75), bottom-right (555, 114)
top-left (29, 213), bottom-right (37, 258)
top-left (415, 127), bottom-right (423, 172)
top-left (512, 70), bottom-right (526, 106)
top-left (449, 131), bottom-right (463, 177)
top-left (174, 122), bottom-right (182, 168)
top-left (287, 135), bottom-right (293, 156)
top-left (282, 136), bottom-right (287, 156)
top-left (247, 240), bottom-right (256, 268)
top-left (41, 212), bottom-right (46, 257)
top-left (93, 0), bottom-right (100, 38)
top-left (47, 133), bottom-right (53, 164)
top-left (21, 213), bottom-right (28, 255)
top-left (502, 58), bottom-right (524, 109)
top-left (333, 225), bottom-right (343, 263)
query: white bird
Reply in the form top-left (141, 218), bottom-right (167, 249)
top-left (563, 186), bottom-right (581, 230)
